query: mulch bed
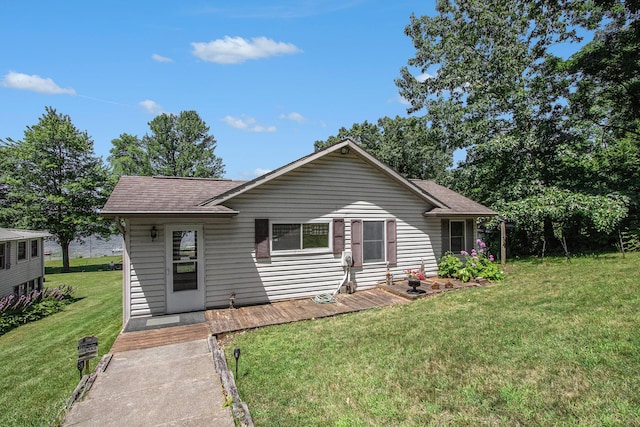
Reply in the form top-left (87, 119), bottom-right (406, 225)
top-left (377, 276), bottom-right (490, 300)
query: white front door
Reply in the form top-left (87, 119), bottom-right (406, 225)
top-left (166, 225), bottom-right (205, 313)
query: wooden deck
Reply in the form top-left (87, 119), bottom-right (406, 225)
top-left (207, 287), bottom-right (410, 335)
top-left (110, 323), bottom-right (211, 353)
top-left (110, 288), bottom-right (410, 353)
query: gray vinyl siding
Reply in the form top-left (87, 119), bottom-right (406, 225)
top-left (205, 151), bottom-right (440, 308)
top-left (127, 222), bottom-right (166, 317)
top-left (0, 239), bottom-right (46, 298)
top-left (122, 151), bottom-right (442, 317)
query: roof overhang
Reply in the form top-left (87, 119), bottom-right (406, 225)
top-left (423, 211), bottom-right (498, 217)
top-left (101, 210), bottom-right (240, 219)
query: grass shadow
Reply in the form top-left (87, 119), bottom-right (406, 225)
top-left (45, 256), bottom-right (123, 275)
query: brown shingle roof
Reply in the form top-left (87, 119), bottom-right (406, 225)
top-left (411, 180), bottom-right (496, 216)
top-left (101, 176), bottom-right (246, 216)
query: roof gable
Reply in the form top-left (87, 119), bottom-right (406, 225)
top-left (201, 139), bottom-right (446, 208)
top-left (101, 140), bottom-right (495, 217)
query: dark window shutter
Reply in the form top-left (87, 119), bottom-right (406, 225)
top-left (6, 241), bottom-right (10, 269)
top-left (386, 219), bottom-right (397, 265)
top-left (351, 219), bottom-right (363, 267)
top-left (255, 219), bottom-right (270, 258)
top-left (466, 219), bottom-right (474, 252)
top-left (441, 219), bottom-right (450, 254)
top-left (333, 218), bottom-right (345, 254)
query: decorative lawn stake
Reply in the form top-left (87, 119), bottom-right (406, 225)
top-left (234, 348), bottom-right (241, 378)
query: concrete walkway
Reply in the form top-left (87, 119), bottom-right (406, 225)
top-left (63, 339), bottom-right (234, 427)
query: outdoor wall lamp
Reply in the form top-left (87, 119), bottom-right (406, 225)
top-left (150, 226), bottom-right (158, 242)
top-left (340, 146), bottom-right (350, 155)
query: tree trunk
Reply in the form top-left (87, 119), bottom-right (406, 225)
top-left (62, 239), bottom-right (71, 272)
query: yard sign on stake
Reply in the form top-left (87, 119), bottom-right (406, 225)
top-left (77, 336), bottom-right (98, 376)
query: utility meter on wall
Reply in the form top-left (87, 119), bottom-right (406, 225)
top-left (341, 251), bottom-right (353, 267)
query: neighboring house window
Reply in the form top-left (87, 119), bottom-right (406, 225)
top-left (272, 223), bottom-right (330, 251)
top-left (31, 240), bottom-right (39, 258)
top-left (17, 241), bottom-right (27, 261)
top-left (450, 221), bottom-right (466, 253)
top-left (363, 221), bottom-right (385, 263)
top-left (0, 243), bottom-right (5, 269)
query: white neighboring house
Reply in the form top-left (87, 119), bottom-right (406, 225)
top-left (0, 228), bottom-right (51, 298)
top-left (102, 139), bottom-right (497, 324)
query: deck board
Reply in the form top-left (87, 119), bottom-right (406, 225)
top-left (208, 288), bottom-right (410, 335)
top-left (111, 288), bottom-right (411, 353)
top-left (110, 323), bottom-right (211, 353)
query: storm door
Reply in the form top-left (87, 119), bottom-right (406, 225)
top-left (166, 225), bottom-right (205, 313)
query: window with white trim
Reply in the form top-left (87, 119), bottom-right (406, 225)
top-left (17, 241), bottom-right (27, 261)
top-left (363, 221), bottom-right (385, 263)
top-left (31, 240), bottom-right (39, 258)
top-left (272, 223), bottom-right (330, 252)
top-left (450, 220), bottom-right (466, 253)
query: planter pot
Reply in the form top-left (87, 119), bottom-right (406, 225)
top-left (407, 278), bottom-right (425, 294)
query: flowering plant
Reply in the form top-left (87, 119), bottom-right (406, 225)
top-left (438, 239), bottom-right (504, 282)
top-left (405, 269), bottom-right (425, 280)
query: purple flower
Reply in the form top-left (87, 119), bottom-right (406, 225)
top-left (461, 250), bottom-right (469, 256)
top-left (480, 241), bottom-right (486, 248)
top-left (471, 263), bottom-right (476, 267)
top-left (489, 255), bottom-right (495, 261)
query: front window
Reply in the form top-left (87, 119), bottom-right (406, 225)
top-left (450, 221), bottom-right (465, 253)
top-left (363, 221), bottom-right (385, 263)
top-left (272, 223), bottom-right (329, 251)
top-left (17, 241), bottom-right (27, 261)
top-left (31, 240), bottom-right (39, 258)
top-left (0, 243), bottom-right (5, 269)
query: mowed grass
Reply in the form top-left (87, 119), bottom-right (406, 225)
top-left (0, 256), bottom-right (122, 427)
top-left (225, 253), bottom-right (640, 426)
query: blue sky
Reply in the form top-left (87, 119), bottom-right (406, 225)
top-left (1, 0), bottom-right (438, 180)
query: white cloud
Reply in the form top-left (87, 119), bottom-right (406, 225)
top-left (191, 36), bottom-right (302, 64)
top-left (397, 95), bottom-right (411, 105)
top-left (237, 167), bottom-right (273, 180)
top-left (139, 100), bottom-right (163, 114)
top-left (416, 73), bottom-right (433, 83)
top-left (152, 53), bottom-right (173, 63)
top-left (2, 71), bottom-right (76, 95)
top-left (253, 168), bottom-right (271, 176)
top-left (222, 115), bottom-right (276, 133)
top-left (279, 112), bottom-right (306, 123)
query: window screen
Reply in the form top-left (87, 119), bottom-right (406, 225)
top-left (450, 221), bottom-right (465, 253)
top-left (363, 221), bottom-right (384, 263)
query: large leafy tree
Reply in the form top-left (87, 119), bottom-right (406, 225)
top-left (396, 0), bottom-right (634, 253)
top-left (108, 110), bottom-right (225, 178)
top-left (314, 116), bottom-right (453, 181)
top-left (1, 107), bottom-right (113, 272)
top-left (108, 133), bottom-right (152, 176)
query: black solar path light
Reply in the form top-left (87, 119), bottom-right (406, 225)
top-left (234, 348), bottom-right (241, 378)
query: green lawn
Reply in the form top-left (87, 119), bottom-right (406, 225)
top-left (225, 253), bottom-right (640, 426)
top-left (0, 256), bottom-right (122, 427)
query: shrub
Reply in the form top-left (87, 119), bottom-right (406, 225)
top-left (0, 285), bottom-right (75, 336)
top-left (438, 240), bottom-right (504, 282)
top-left (438, 252), bottom-right (463, 278)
